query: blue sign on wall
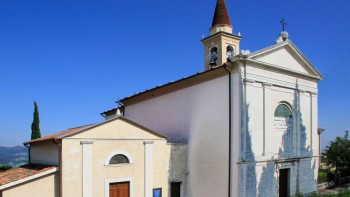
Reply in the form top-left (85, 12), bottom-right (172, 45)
top-left (153, 188), bottom-right (162, 197)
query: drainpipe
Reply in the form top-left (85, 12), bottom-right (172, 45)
top-left (24, 144), bottom-right (31, 164)
top-left (223, 63), bottom-right (232, 197)
top-left (53, 139), bottom-right (61, 197)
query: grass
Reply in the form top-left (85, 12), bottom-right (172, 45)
top-left (293, 189), bottom-right (350, 197)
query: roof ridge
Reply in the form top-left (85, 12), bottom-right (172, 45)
top-left (66, 124), bottom-right (94, 130)
top-left (24, 123), bottom-right (95, 144)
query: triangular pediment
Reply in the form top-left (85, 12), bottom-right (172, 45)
top-left (58, 116), bottom-right (167, 140)
top-left (247, 41), bottom-right (322, 79)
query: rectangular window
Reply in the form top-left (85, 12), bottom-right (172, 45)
top-left (153, 188), bottom-right (162, 197)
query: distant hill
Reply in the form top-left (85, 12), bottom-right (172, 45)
top-left (0, 146), bottom-right (28, 167)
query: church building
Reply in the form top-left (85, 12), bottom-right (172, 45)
top-left (0, 0), bottom-right (322, 196)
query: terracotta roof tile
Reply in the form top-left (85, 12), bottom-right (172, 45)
top-left (212, 0), bottom-right (231, 27)
top-left (0, 164), bottom-right (56, 186)
top-left (24, 124), bottom-right (93, 144)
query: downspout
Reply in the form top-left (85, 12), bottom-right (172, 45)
top-left (223, 63), bottom-right (232, 197)
top-left (53, 139), bottom-right (61, 197)
top-left (240, 57), bottom-right (247, 196)
top-left (243, 58), bottom-right (247, 160)
top-left (24, 144), bottom-right (31, 164)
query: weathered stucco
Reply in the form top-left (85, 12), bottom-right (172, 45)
top-left (169, 144), bottom-right (188, 197)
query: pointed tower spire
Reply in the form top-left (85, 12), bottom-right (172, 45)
top-left (212, 0), bottom-right (231, 27)
top-left (202, 0), bottom-right (241, 70)
top-left (210, 0), bottom-right (233, 35)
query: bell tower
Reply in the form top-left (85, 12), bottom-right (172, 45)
top-left (201, 0), bottom-right (242, 70)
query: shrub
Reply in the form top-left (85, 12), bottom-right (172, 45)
top-left (337, 188), bottom-right (350, 196)
top-left (339, 167), bottom-right (350, 178)
top-left (318, 169), bottom-right (335, 183)
top-left (319, 170), bottom-right (328, 183)
top-left (0, 165), bottom-right (12, 172)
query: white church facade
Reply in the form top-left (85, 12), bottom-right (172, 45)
top-left (0, 0), bottom-right (322, 196)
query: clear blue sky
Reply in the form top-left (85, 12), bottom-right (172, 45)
top-left (0, 0), bottom-right (349, 150)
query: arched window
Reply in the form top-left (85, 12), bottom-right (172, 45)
top-left (109, 154), bottom-right (129, 164)
top-left (105, 151), bottom-right (134, 166)
top-left (274, 103), bottom-right (292, 118)
top-left (209, 47), bottom-right (218, 66)
top-left (226, 45), bottom-right (234, 62)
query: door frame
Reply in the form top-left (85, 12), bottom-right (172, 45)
top-left (105, 177), bottom-right (134, 197)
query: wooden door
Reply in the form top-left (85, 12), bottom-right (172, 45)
top-left (171, 182), bottom-right (181, 197)
top-left (109, 182), bottom-right (129, 197)
top-left (279, 169), bottom-right (289, 197)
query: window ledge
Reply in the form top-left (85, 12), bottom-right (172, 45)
top-left (105, 163), bottom-right (134, 167)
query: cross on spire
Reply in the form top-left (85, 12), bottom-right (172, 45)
top-left (280, 18), bottom-right (287, 31)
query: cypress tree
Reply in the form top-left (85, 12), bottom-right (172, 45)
top-left (31, 101), bottom-right (41, 140)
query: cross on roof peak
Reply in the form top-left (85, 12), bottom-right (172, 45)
top-left (280, 18), bottom-right (287, 31)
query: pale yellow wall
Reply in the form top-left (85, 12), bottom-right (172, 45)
top-left (61, 138), bottom-right (83, 197)
top-left (2, 172), bottom-right (59, 197)
top-left (151, 141), bottom-right (171, 192)
top-left (61, 118), bottom-right (171, 197)
top-left (210, 25), bottom-right (233, 35)
top-left (202, 33), bottom-right (240, 70)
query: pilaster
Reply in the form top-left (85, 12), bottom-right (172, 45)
top-left (144, 141), bottom-right (154, 197)
top-left (81, 141), bottom-right (94, 197)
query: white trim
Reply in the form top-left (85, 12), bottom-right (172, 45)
top-left (263, 82), bottom-right (273, 87)
top-left (105, 163), bottom-right (135, 167)
top-left (244, 78), bottom-right (255, 84)
top-left (81, 141), bottom-right (93, 197)
top-left (143, 141), bottom-right (154, 145)
top-left (144, 141), bottom-right (154, 197)
top-left (247, 41), bottom-right (323, 79)
top-left (246, 59), bottom-right (321, 80)
top-left (0, 167), bottom-right (58, 190)
top-left (104, 177), bottom-right (134, 197)
top-left (248, 42), bottom-right (289, 58)
top-left (245, 72), bottom-right (318, 93)
top-left (80, 141), bottom-right (94, 145)
top-left (104, 150), bottom-right (135, 166)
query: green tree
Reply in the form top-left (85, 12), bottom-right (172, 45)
top-left (31, 101), bottom-right (41, 140)
top-left (322, 131), bottom-right (350, 183)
